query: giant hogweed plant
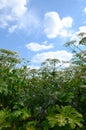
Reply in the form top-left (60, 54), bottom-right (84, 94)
top-left (47, 105), bottom-right (83, 129)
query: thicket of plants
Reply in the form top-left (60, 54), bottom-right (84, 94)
top-left (0, 33), bottom-right (86, 130)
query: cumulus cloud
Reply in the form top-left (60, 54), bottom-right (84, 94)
top-left (79, 26), bottom-right (86, 33)
top-left (0, 0), bottom-right (27, 13)
top-left (71, 26), bottom-right (86, 40)
top-left (26, 42), bottom-right (53, 51)
top-left (0, 0), bottom-right (40, 33)
top-left (32, 50), bottom-right (73, 63)
top-left (0, 0), bottom-right (27, 20)
top-left (60, 29), bottom-right (73, 37)
top-left (44, 11), bottom-right (73, 38)
top-left (44, 12), bottom-right (62, 38)
top-left (70, 26), bottom-right (86, 46)
top-left (62, 17), bottom-right (73, 28)
top-left (83, 7), bottom-right (86, 14)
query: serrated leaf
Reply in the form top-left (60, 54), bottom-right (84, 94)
top-left (47, 105), bottom-right (83, 129)
top-left (27, 126), bottom-right (36, 130)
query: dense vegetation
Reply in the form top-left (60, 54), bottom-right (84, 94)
top-left (0, 33), bottom-right (86, 130)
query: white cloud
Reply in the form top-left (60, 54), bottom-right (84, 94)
top-left (44, 12), bottom-right (62, 38)
top-left (71, 26), bottom-right (86, 41)
top-left (70, 26), bottom-right (86, 46)
top-left (83, 7), bottom-right (86, 14)
top-left (0, 0), bottom-right (40, 33)
top-left (10, 0), bottom-right (27, 17)
top-left (32, 50), bottom-right (73, 63)
top-left (79, 26), bottom-right (86, 33)
top-left (26, 42), bottom-right (53, 51)
top-left (44, 11), bottom-right (73, 38)
top-left (62, 17), bottom-right (73, 28)
top-left (0, 0), bottom-right (27, 18)
top-left (60, 29), bottom-right (73, 37)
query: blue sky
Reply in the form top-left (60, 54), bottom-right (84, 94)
top-left (0, 0), bottom-right (86, 68)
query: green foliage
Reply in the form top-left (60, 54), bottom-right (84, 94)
top-left (0, 33), bottom-right (86, 129)
top-left (11, 108), bottom-right (31, 120)
top-left (47, 105), bottom-right (83, 129)
top-left (0, 109), bottom-right (10, 129)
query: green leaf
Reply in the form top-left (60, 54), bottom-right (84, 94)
top-left (12, 108), bottom-right (31, 120)
top-left (0, 109), bottom-right (10, 129)
top-left (47, 105), bottom-right (83, 129)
